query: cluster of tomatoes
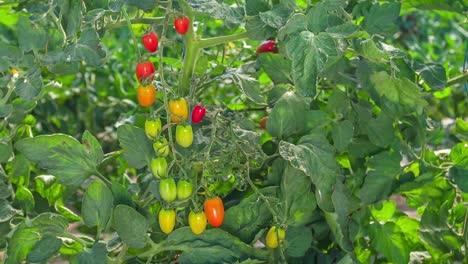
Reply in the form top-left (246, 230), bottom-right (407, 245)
top-left (137, 16), bottom-right (224, 236)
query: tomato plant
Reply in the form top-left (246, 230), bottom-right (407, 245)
top-left (145, 118), bottom-right (162, 139)
top-left (168, 98), bottom-right (188, 123)
top-left (265, 226), bottom-right (285, 249)
top-left (191, 105), bottom-right (206, 124)
top-left (188, 211), bottom-right (207, 235)
top-left (137, 84), bottom-right (156, 107)
top-left (136, 61), bottom-right (156, 84)
top-left (151, 157), bottom-right (167, 178)
top-left (175, 124), bottom-right (193, 148)
top-left (159, 209), bottom-right (176, 235)
top-left (177, 180), bottom-right (192, 200)
top-left (174, 16), bottom-right (189, 35)
top-left (204, 197), bottom-right (224, 228)
top-left (159, 178), bottom-right (177, 202)
top-left (142, 32), bottom-right (159, 53)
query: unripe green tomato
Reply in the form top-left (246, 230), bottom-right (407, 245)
top-left (153, 137), bottom-right (169, 157)
top-left (176, 124), bottom-right (193, 148)
top-left (159, 178), bottom-right (177, 202)
top-left (145, 118), bottom-right (162, 139)
top-left (159, 209), bottom-right (176, 234)
top-left (177, 180), bottom-right (193, 200)
top-left (265, 226), bottom-right (286, 248)
top-left (151, 157), bottom-right (167, 178)
top-left (188, 211), bottom-right (207, 235)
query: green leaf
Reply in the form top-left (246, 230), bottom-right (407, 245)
top-left (285, 32), bottom-right (338, 97)
top-left (15, 186), bottom-right (35, 213)
top-left (245, 0), bottom-right (270, 16)
top-left (186, 0), bottom-right (244, 27)
top-left (117, 124), bottom-right (153, 169)
top-left (280, 165), bottom-right (316, 226)
top-left (370, 71), bottom-right (427, 114)
top-left (82, 180), bottom-right (113, 230)
top-left (65, 28), bottom-right (105, 66)
top-left (161, 228), bottom-right (269, 263)
top-left (223, 187), bottom-right (277, 243)
top-left (0, 199), bottom-right (21, 223)
top-left (327, 89), bottom-right (351, 115)
top-left (413, 62), bottom-right (447, 90)
top-left (257, 53), bottom-right (292, 84)
top-left (371, 201), bottom-right (396, 222)
top-left (450, 166), bottom-right (468, 193)
top-left (285, 226), bottom-right (312, 258)
top-left (26, 235), bottom-right (62, 263)
top-left (125, 0), bottom-right (156, 11)
top-left (331, 120), bottom-right (354, 151)
top-left (9, 153), bottom-right (30, 185)
top-left (16, 134), bottom-right (99, 187)
top-left (368, 222), bottom-right (410, 264)
top-left (231, 73), bottom-right (265, 104)
top-left (326, 22), bottom-right (359, 38)
top-left (259, 4), bottom-right (292, 29)
top-left (366, 113), bottom-right (395, 147)
top-left (0, 141), bottom-right (12, 163)
top-left (450, 143), bottom-right (468, 168)
top-left (35, 175), bottom-right (65, 205)
top-left (4, 213), bottom-right (68, 264)
top-left (111, 182), bottom-right (135, 208)
top-left (15, 68), bottom-right (43, 101)
top-left (76, 242), bottom-right (108, 264)
top-left (306, 0), bottom-right (347, 33)
top-left (82, 131), bottom-right (104, 165)
top-left (245, 16), bottom-right (277, 40)
top-left (112, 205), bottom-right (148, 249)
top-left (402, 0), bottom-right (467, 12)
top-left (16, 15), bottom-right (47, 52)
top-left (362, 3), bottom-right (401, 36)
top-left (59, 0), bottom-right (82, 39)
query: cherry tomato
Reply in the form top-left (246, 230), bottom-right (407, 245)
top-left (191, 105), bottom-right (206, 124)
top-left (168, 98), bottom-right (188, 123)
top-left (153, 137), bottom-right (169, 157)
top-left (159, 209), bottom-right (176, 234)
top-left (137, 84), bottom-right (156, 107)
top-left (145, 118), bottom-right (162, 139)
top-left (177, 180), bottom-right (193, 200)
top-left (188, 211), bottom-right (207, 235)
top-left (142, 32), bottom-right (159, 53)
top-left (151, 157), bottom-right (167, 178)
top-left (176, 125), bottom-right (193, 148)
top-left (204, 196), bottom-right (224, 227)
top-left (256, 40), bottom-right (279, 54)
top-left (174, 16), bottom-right (189, 35)
top-left (136, 61), bottom-right (155, 84)
top-left (159, 178), bottom-right (177, 202)
top-left (265, 226), bottom-right (286, 248)
top-left (260, 117), bottom-right (268, 130)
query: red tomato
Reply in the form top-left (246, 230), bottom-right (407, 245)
top-left (260, 117), bottom-right (268, 129)
top-left (191, 105), bottom-right (206, 124)
top-left (204, 197), bottom-right (224, 227)
top-left (136, 61), bottom-right (155, 84)
top-left (142, 32), bottom-right (159, 53)
top-left (174, 16), bottom-right (190, 35)
top-left (256, 40), bottom-right (279, 54)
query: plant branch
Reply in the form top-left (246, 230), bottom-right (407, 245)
top-left (123, 7), bottom-right (141, 60)
top-left (447, 71), bottom-right (468, 87)
top-left (196, 31), bottom-right (248, 49)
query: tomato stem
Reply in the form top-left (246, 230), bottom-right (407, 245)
top-left (196, 31), bottom-right (249, 49)
top-left (123, 6), bottom-right (141, 61)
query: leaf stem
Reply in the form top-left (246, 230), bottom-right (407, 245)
top-left (94, 170), bottom-right (112, 186)
top-left (245, 164), bottom-right (279, 223)
top-left (446, 71), bottom-right (468, 87)
top-left (123, 7), bottom-right (141, 61)
top-left (196, 31), bottom-right (248, 49)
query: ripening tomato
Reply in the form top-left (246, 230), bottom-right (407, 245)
top-left (142, 32), bottom-right (159, 53)
top-left (151, 157), bottom-right (167, 178)
top-left (137, 84), bottom-right (156, 107)
top-left (177, 180), bottom-right (193, 200)
top-left (191, 105), bottom-right (206, 124)
top-left (204, 196), bottom-right (224, 227)
top-left (159, 178), bottom-right (177, 202)
top-left (260, 117), bottom-right (268, 130)
top-left (176, 125), bottom-right (193, 148)
top-left (265, 226), bottom-right (286, 248)
top-left (136, 61), bottom-right (155, 84)
top-left (189, 211), bottom-right (207, 235)
top-left (174, 16), bottom-right (189, 35)
top-left (145, 118), bottom-right (162, 139)
top-left (256, 40), bottom-right (279, 54)
top-left (168, 98), bottom-right (188, 123)
top-left (153, 137), bottom-right (169, 157)
top-left (159, 209), bottom-right (176, 234)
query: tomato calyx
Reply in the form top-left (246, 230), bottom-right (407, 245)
top-left (142, 32), bottom-right (159, 53)
top-left (256, 40), bottom-right (279, 54)
top-left (174, 16), bottom-right (190, 35)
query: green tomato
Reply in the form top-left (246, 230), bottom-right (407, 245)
top-left (145, 118), bottom-right (162, 139)
top-left (151, 157), bottom-right (167, 178)
top-left (176, 124), bottom-right (193, 148)
top-left (159, 178), bottom-right (176, 202)
top-left (177, 180), bottom-right (193, 200)
top-left (266, 226), bottom-right (286, 248)
top-left (159, 209), bottom-right (176, 234)
top-left (153, 137), bottom-right (169, 157)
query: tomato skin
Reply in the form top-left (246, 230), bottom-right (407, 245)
top-left (256, 40), bottom-right (278, 54)
top-left (159, 209), bottom-right (176, 234)
top-left (168, 98), bottom-right (188, 123)
top-left (204, 197), bottom-right (224, 227)
top-left (260, 117), bottom-right (268, 130)
top-left (265, 226), bottom-right (286, 248)
top-left (142, 32), bottom-right (159, 53)
top-left (145, 118), bottom-right (162, 139)
top-left (159, 178), bottom-right (177, 202)
top-left (137, 84), bottom-right (156, 107)
top-left (153, 137), bottom-right (169, 157)
top-left (188, 211), bottom-right (207, 235)
top-left (191, 105), bottom-right (206, 124)
top-left (175, 125), bottom-right (193, 148)
top-left (136, 61), bottom-right (155, 84)
top-left (151, 157), bottom-right (167, 178)
top-left (174, 16), bottom-right (189, 35)
top-left (177, 180), bottom-right (193, 200)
